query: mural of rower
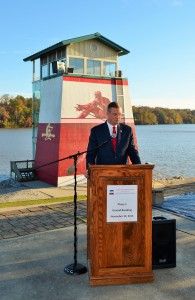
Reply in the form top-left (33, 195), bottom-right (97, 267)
top-left (75, 91), bottom-right (111, 119)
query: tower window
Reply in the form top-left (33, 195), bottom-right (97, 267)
top-left (69, 57), bottom-right (84, 74)
top-left (87, 60), bottom-right (100, 75)
top-left (103, 62), bottom-right (116, 76)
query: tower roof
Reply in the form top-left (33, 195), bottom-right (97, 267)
top-left (23, 32), bottom-right (130, 62)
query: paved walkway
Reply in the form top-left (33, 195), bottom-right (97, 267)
top-left (0, 181), bottom-right (195, 240)
top-left (0, 201), bottom-right (87, 240)
top-left (0, 180), bottom-right (195, 300)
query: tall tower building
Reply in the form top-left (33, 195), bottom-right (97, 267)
top-left (24, 33), bottom-right (138, 186)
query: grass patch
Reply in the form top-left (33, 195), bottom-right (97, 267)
top-left (0, 195), bottom-right (86, 209)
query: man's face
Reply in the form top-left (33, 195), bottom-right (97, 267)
top-left (107, 107), bottom-right (122, 125)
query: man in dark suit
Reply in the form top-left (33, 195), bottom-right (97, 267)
top-left (86, 102), bottom-right (141, 172)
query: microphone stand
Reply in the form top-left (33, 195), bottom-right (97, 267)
top-left (64, 136), bottom-right (113, 275)
top-left (64, 151), bottom-right (88, 275)
top-left (33, 136), bottom-right (113, 276)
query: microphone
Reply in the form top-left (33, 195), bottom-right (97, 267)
top-left (88, 134), bottom-right (116, 154)
top-left (66, 164), bottom-right (75, 175)
top-left (99, 133), bottom-right (117, 147)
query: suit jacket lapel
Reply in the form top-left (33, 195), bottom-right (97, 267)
top-left (103, 122), bottom-right (111, 140)
top-left (116, 124), bottom-right (122, 149)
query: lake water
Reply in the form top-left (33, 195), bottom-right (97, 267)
top-left (0, 124), bottom-right (195, 182)
top-left (0, 128), bottom-right (32, 182)
top-left (136, 124), bottom-right (195, 179)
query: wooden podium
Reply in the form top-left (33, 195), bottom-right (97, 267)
top-left (87, 164), bottom-right (154, 286)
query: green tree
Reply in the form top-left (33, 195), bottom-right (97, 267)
top-left (132, 106), bottom-right (195, 125)
top-left (0, 94), bottom-right (32, 128)
top-left (153, 108), bottom-right (167, 124)
top-left (0, 106), bottom-right (10, 127)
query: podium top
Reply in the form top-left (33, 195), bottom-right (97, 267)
top-left (88, 164), bottom-right (155, 170)
top-left (88, 164), bottom-right (155, 178)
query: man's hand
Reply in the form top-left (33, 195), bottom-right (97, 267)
top-left (84, 169), bottom-right (89, 178)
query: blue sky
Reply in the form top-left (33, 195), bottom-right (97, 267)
top-left (0, 0), bottom-right (194, 109)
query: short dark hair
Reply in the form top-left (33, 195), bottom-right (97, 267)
top-left (107, 102), bottom-right (120, 112)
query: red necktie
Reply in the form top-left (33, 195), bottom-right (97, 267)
top-left (112, 126), bottom-right (117, 152)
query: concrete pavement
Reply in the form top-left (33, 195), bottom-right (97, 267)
top-left (0, 179), bottom-right (88, 240)
top-left (0, 180), bottom-right (195, 299)
top-left (0, 212), bottom-right (195, 300)
top-left (1, 179), bottom-right (195, 240)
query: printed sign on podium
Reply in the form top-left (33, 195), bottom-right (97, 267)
top-left (107, 185), bottom-right (137, 222)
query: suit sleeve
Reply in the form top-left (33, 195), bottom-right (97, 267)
top-left (86, 127), bottom-right (98, 168)
top-left (127, 129), bottom-right (141, 164)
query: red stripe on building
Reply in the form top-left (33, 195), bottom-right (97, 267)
top-left (63, 76), bottom-right (128, 85)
